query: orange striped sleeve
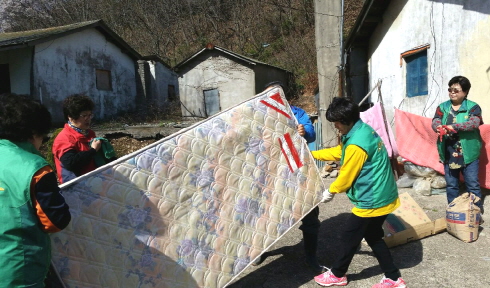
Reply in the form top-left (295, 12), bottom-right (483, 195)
top-left (30, 166), bottom-right (62, 233)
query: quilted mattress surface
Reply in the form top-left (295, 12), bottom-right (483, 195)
top-left (51, 87), bottom-right (325, 288)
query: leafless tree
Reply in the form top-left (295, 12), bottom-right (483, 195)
top-left (4, 0), bottom-right (320, 100)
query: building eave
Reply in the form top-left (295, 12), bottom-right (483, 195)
top-left (344, 0), bottom-right (392, 51)
top-left (0, 20), bottom-right (142, 60)
top-left (173, 44), bottom-right (291, 74)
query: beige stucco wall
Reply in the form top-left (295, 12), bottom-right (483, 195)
top-left (366, 0), bottom-right (490, 125)
top-left (460, 16), bottom-right (490, 123)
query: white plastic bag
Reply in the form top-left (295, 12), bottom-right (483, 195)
top-left (396, 173), bottom-right (416, 188)
top-left (404, 162), bottom-right (437, 178)
top-left (431, 175), bottom-right (446, 189)
top-left (413, 178), bottom-right (431, 196)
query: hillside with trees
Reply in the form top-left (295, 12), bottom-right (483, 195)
top-left (2, 0), bottom-right (363, 113)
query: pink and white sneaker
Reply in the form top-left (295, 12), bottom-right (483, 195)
top-left (371, 276), bottom-right (407, 288)
top-left (314, 268), bottom-right (348, 286)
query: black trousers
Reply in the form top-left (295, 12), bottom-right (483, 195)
top-left (331, 213), bottom-right (401, 281)
top-left (44, 264), bottom-right (64, 288)
top-left (299, 206), bottom-right (320, 234)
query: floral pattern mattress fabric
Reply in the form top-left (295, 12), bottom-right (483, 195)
top-left (51, 87), bottom-right (325, 288)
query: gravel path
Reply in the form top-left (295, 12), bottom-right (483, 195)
top-left (229, 182), bottom-right (490, 288)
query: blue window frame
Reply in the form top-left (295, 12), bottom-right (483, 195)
top-left (406, 50), bottom-right (428, 97)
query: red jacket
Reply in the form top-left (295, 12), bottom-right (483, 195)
top-left (52, 124), bottom-right (97, 183)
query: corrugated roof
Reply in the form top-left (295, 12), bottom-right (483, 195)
top-left (0, 20), bottom-right (141, 59)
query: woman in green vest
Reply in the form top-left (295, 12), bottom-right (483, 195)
top-left (311, 97), bottom-right (406, 288)
top-left (0, 94), bottom-right (71, 287)
top-left (431, 76), bottom-right (483, 214)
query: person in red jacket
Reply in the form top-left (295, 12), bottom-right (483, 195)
top-left (52, 94), bottom-right (102, 183)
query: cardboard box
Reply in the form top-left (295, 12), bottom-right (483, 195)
top-left (383, 192), bottom-right (446, 248)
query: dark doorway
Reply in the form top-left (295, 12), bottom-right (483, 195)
top-left (168, 85), bottom-right (176, 101)
top-left (203, 88), bottom-right (220, 117)
top-left (0, 64), bottom-right (11, 94)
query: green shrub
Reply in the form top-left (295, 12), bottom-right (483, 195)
top-left (45, 128), bottom-right (63, 172)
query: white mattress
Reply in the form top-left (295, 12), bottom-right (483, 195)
top-left (51, 87), bottom-right (325, 287)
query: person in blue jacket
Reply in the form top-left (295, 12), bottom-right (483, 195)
top-left (253, 81), bottom-right (325, 273)
top-left (290, 105), bottom-right (316, 143)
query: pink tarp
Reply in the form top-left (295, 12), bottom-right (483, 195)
top-left (360, 103), bottom-right (398, 158)
top-left (394, 108), bottom-right (490, 189)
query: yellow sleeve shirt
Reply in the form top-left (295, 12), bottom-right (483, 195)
top-left (311, 144), bottom-right (343, 162)
top-left (311, 144), bottom-right (366, 193)
top-left (311, 144), bottom-right (400, 217)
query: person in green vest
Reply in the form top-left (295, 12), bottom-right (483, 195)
top-left (432, 76), bottom-right (483, 218)
top-left (311, 97), bottom-right (406, 288)
top-left (0, 94), bottom-right (71, 287)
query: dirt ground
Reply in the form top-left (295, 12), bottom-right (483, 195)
top-left (229, 179), bottom-right (490, 288)
top-left (98, 122), bottom-right (197, 157)
top-left (40, 122), bottom-right (193, 159)
top-left (39, 134), bottom-right (159, 159)
top-left (105, 136), bottom-right (158, 157)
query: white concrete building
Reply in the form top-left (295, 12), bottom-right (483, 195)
top-left (344, 0), bottom-right (490, 125)
top-left (0, 20), bottom-right (142, 123)
top-left (174, 44), bottom-right (292, 118)
top-left (140, 56), bottom-right (180, 108)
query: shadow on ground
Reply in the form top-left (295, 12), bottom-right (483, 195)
top-left (229, 213), bottom-right (424, 287)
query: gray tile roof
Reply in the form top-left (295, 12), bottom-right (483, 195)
top-left (0, 20), bottom-right (100, 47)
top-left (0, 20), bottom-right (141, 59)
top-left (174, 44), bottom-right (290, 73)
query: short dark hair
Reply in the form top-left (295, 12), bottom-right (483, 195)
top-left (0, 93), bottom-right (52, 142)
top-left (326, 97), bottom-right (360, 125)
top-left (448, 76), bottom-right (471, 95)
top-left (63, 94), bottom-right (95, 121)
top-left (264, 81), bottom-right (285, 91)
top-left (263, 80), bottom-right (295, 101)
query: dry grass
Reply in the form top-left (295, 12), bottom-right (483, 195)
top-left (291, 72), bottom-right (319, 115)
top-left (108, 136), bottom-right (157, 157)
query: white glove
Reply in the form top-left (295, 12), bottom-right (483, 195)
top-left (321, 189), bottom-right (334, 203)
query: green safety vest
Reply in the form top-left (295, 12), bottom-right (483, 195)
top-left (340, 120), bottom-right (398, 209)
top-left (0, 140), bottom-right (51, 288)
top-left (436, 99), bottom-right (482, 164)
